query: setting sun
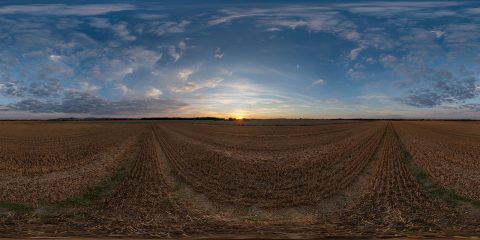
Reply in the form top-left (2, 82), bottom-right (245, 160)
top-left (231, 111), bottom-right (247, 120)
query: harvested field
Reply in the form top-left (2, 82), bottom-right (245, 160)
top-left (0, 120), bottom-right (479, 238)
top-left (394, 121), bottom-right (480, 202)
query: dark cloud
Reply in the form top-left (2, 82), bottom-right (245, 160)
top-left (28, 78), bottom-right (63, 98)
top-left (0, 81), bottom-right (26, 97)
top-left (401, 91), bottom-right (442, 108)
top-left (6, 91), bottom-right (187, 115)
top-left (462, 103), bottom-right (480, 112)
top-left (7, 98), bottom-right (55, 112)
top-left (400, 68), bottom-right (478, 108)
top-left (1, 78), bottom-right (63, 98)
top-left (59, 91), bottom-right (108, 113)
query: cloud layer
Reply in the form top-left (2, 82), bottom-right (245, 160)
top-left (0, 1), bottom-right (479, 119)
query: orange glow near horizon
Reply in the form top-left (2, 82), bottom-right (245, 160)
top-left (231, 110), bottom-right (248, 120)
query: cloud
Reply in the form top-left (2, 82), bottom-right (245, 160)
top-left (28, 79), bottom-right (63, 98)
top-left (344, 31), bottom-right (360, 41)
top-left (465, 7), bottom-right (480, 14)
top-left (0, 48), bottom-right (74, 98)
top-left (208, 6), bottom-right (352, 34)
top-left (145, 88), bottom-right (162, 99)
top-left (207, 5), bottom-right (396, 51)
top-left (89, 19), bottom-right (136, 41)
top-left (400, 68), bottom-right (478, 107)
top-left (379, 54), bottom-right (397, 67)
top-left (169, 46), bottom-right (181, 62)
top-left (77, 82), bottom-right (100, 94)
top-left (209, 6), bottom-right (331, 26)
top-left (430, 30), bottom-right (445, 38)
top-left (349, 47), bottom-right (364, 60)
top-left (151, 20), bottom-right (190, 36)
top-left (347, 68), bottom-right (364, 80)
top-left (462, 103), bottom-right (480, 112)
top-left (115, 84), bottom-right (132, 96)
top-left (266, 27), bottom-right (282, 32)
top-left (89, 18), bottom-right (111, 28)
top-left (6, 98), bottom-right (55, 112)
top-left (311, 79), bottom-right (325, 86)
top-left (134, 13), bottom-right (167, 20)
top-left (337, 1), bottom-right (462, 16)
top-left (0, 81), bottom-right (26, 97)
top-left (177, 68), bottom-right (195, 81)
top-left (202, 77), bottom-right (224, 88)
top-left (169, 41), bottom-right (187, 62)
top-left (258, 14), bottom-right (355, 36)
top-left (178, 40), bottom-right (187, 50)
top-left (443, 23), bottom-right (480, 50)
top-left (111, 22), bottom-right (136, 41)
top-left (49, 55), bottom-right (62, 62)
top-left (5, 91), bottom-right (185, 115)
top-left (356, 95), bottom-right (389, 101)
top-left (0, 4), bottom-right (136, 16)
top-left (214, 48), bottom-right (224, 59)
top-left (90, 47), bottom-right (161, 81)
top-left (401, 91), bottom-right (442, 107)
top-left (172, 77), bottom-right (223, 93)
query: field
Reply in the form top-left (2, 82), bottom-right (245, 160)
top-left (0, 120), bottom-right (479, 238)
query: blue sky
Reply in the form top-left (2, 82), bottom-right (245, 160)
top-left (0, 1), bottom-right (479, 119)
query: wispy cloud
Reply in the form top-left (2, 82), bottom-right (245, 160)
top-left (111, 22), bottom-right (136, 41)
top-left (214, 48), bottom-right (224, 59)
top-left (177, 68), bottom-right (195, 81)
top-left (172, 77), bottom-right (223, 93)
top-left (169, 40), bottom-right (187, 62)
top-left (311, 79), bottom-right (325, 86)
top-left (336, 1), bottom-right (462, 15)
top-left (0, 4), bottom-right (136, 16)
top-left (349, 47), bottom-right (364, 60)
top-left (151, 20), bottom-right (190, 36)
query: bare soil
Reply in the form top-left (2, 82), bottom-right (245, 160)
top-left (0, 120), bottom-right (479, 238)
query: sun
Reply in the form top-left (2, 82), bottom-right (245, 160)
top-left (231, 112), bottom-right (246, 120)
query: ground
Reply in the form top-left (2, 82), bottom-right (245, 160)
top-left (0, 120), bottom-right (479, 238)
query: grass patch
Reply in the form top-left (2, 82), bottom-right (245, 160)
top-left (243, 214), bottom-right (258, 221)
top-left (406, 157), bottom-right (466, 206)
top-left (0, 202), bottom-right (35, 214)
top-left (341, 194), bottom-right (349, 207)
top-left (169, 168), bottom-right (183, 191)
top-left (58, 167), bottom-right (127, 208)
top-left (392, 129), bottom-right (480, 208)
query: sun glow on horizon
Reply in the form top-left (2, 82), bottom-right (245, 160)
top-left (234, 114), bottom-right (244, 120)
top-left (231, 111), bottom-right (247, 120)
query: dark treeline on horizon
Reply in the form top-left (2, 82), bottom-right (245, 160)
top-left (0, 117), bottom-right (478, 121)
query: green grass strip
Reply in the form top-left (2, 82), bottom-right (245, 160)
top-left (0, 202), bottom-right (35, 214)
top-left (393, 128), bottom-right (480, 208)
top-left (57, 167), bottom-right (127, 208)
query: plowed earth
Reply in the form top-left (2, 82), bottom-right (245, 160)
top-left (0, 120), bottom-right (479, 238)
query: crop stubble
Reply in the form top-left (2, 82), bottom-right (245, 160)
top-left (0, 120), bottom-right (479, 237)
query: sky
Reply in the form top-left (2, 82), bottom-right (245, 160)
top-left (0, 1), bottom-right (480, 119)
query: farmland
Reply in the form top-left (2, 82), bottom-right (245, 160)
top-left (0, 120), bottom-right (479, 238)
